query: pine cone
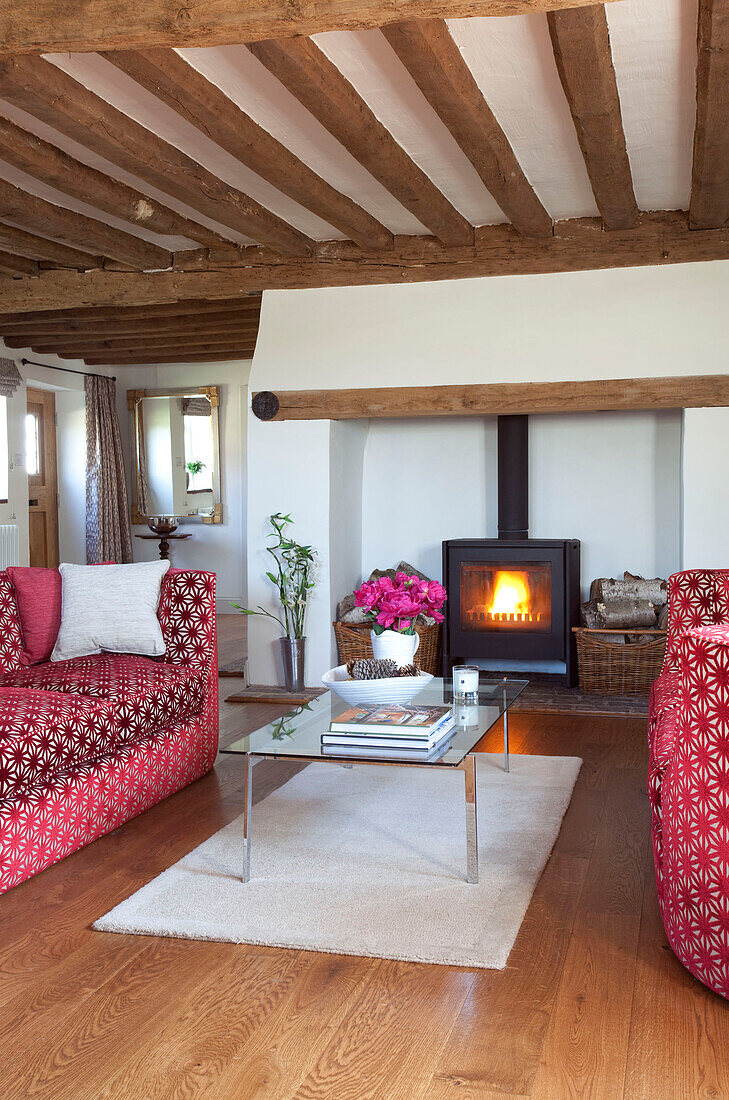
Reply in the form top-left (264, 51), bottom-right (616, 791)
top-left (347, 658), bottom-right (399, 680)
top-left (395, 663), bottom-right (419, 678)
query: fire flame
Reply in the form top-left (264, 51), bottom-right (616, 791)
top-left (488, 571), bottom-right (531, 617)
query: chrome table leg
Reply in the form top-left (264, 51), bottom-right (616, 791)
top-left (502, 681), bottom-right (510, 773)
top-left (242, 753), bottom-right (253, 882)
top-left (464, 753), bottom-right (478, 885)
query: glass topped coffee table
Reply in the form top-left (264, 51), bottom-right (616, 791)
top-left (221, 676), bottom-right (528, 886)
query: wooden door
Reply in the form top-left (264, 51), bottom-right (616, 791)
top-left (26, 387), bottom-right (59, 568)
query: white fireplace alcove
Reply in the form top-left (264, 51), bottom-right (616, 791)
top-left (246, 263), bottom-right (729, 687)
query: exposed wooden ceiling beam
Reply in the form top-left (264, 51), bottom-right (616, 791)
top-left (84, 350), bottom-right (257, 365)
top-left (252, 374), bottom-right (729, 421)
top-left (0, 0), bottom-right (621, 56)
top-left (0, 179), bottom-right (171, 269)
top-left (0, 222), bottom-right (102, 268)
top-left (102, 49), bottom-right (393, 253)
top-left (547, 6), bottom-right (638, 230)
top-left (10, 324), bottom-right (260, 350)
top-left (1, 315), bottom-right (260, 340)
top-left (28, 337), bottom-right (259, 356)
top-left (381, 19), bottom-right (552, 238)
top-left (0, 114), bottom-right (228, 249)
top-left (0, 251), bottom-right (38, 277)
top-left (690, 0), bottom-right (729, 229)
top-left (0, 56), bottom-right (313, 256)
top-left (1, 212), bottom-right (726, 313)
top-left (248, 36), bottom-right (474, 247)
top-left (0, 297), bottom-right (261, 326)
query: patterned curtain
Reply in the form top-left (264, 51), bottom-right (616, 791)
top-left (85, 375), bottom-right (133, 564)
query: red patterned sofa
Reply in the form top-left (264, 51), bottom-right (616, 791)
top-left (0, 568), bottom-right (218, 894)
top-left (648, 568), bottom-right (729, 998)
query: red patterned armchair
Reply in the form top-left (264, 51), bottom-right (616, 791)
top-left (648, 568), bottom-right (729, 998)
top-left (0, 568), bottom-right (218, 894)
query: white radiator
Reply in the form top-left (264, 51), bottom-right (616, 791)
top-left (0, 525), bottom-right (19, 570)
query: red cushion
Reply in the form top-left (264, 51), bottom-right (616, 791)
top-left (6, 566), bottom-right (61, 665)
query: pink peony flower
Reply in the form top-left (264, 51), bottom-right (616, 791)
top-left (353, 572), bottom-right (447, 631)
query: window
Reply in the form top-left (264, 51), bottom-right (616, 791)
top-left (183, 413), bottom-right (214, 493)
top-left (0, 397), bottom-right (8, 504)
top-left (25, 410), bottom-right (40, 477)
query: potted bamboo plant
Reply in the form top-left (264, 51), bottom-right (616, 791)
top-left (233, 513), bottom-right (316, 691)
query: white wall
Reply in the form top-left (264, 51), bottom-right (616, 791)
top-left (530, 411), bottom-right (682, 594)
top-left (682, 407), bottom-right (729, 569)
top-left (253, 261), bottom-right (729, 390)
top-left (362, 417), bottom-right (494, 583)
top-left (329, 419), bottom-right (369, 662)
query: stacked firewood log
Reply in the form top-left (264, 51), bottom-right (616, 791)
top-left (581, 572), bottom-right (668, 635)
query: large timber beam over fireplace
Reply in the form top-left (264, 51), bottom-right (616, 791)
top-left (251, 375), bottom-right (729, 422)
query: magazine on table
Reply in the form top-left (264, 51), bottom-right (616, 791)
top-left (323, 716), bottom-right (455, 751)
top-left (329, 703), bottom-right (453, 738)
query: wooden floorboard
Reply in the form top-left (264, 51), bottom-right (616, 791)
top-left (1, 670), bottom-right (728, 1098)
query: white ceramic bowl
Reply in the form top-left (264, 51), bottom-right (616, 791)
top-left (321, 664), bottom-right (434, 706)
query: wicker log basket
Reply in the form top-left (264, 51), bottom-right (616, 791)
top-left (573, 627), bottom-right (666, 695)
top-left (333, 621), bottom-right (442, 677)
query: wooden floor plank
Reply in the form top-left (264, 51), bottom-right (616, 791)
top-left (190, 953), bottom-right (375, 1099)
top-left (529, 767), bottom-right (648, 1100)
top-left (0, 931), bottom-right (149, 1057)
top-left (290, 957), bottom-right (476, 1100)
top-left (2, 938), bottom-right (244, 1099)
top-left (425, 1082), bottom-right (529, 1100)
top-left (94, 948), bottom-right (319, 1099)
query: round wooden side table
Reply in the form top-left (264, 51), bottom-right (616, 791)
top-left (135, 532), bottom-right (192, 561)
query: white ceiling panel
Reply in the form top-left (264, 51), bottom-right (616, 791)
top-left (608, 0), bottom-right (696, 212)
top-left (446, 14), bottom-right (599, 221)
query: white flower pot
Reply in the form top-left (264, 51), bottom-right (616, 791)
top-left (371, 628), bottom-right (420, 667)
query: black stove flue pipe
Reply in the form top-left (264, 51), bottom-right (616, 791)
top-left (497, 415), bottom-right (529, 540)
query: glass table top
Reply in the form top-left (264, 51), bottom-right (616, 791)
top-left (221, 677), bottom-right (528, 768)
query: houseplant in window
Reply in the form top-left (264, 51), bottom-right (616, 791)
top-left (354, 572), bottom-right (447, 667)
top-left (185, 458), bottom-right (205, 490)
top-left (233, 513), bottom-right (316, 691)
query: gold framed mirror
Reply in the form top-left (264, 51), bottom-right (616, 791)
top-left (127, 386), bottom-right (223, 524)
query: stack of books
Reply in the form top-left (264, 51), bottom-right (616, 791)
top-left (322, 704), bottom-right (455, 760)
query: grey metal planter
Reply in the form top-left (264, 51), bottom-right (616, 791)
top-left (279, 637), bottom-right (306, 692)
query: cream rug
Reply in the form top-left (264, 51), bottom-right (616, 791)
top-left (94, 753), bottom-right (581, 969)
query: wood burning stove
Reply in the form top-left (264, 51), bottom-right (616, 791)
top-left (442, 416), bottom-right (581, 685)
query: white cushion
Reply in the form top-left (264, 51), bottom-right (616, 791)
top-left (51, 561), bottom-right (171, 662)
